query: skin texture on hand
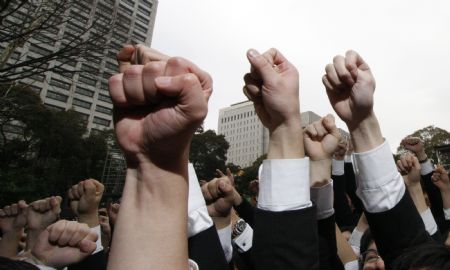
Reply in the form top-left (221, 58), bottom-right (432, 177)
top-left (432, 165), bottom-right (450, 209)
top-left (68, 179), bottom-right (104, 227)
top-left (26, 196), bottom-right (62, 251)
top-left (243, 48), bottom-right (304, 159)
top-left (107, 203), bottom-right (119, 228)
top-left (202, 169), bottom-right (237, 218)
top-left (31, 220), bottom-right (97, 269)
top-left (397, 154), bottom-right (428, 213)
top-left (98, 209), bottom-right (111, 251)
top-left (323, 50), bottom-right (383, 153)
top-left (334, 139), bottom-right (348, 160)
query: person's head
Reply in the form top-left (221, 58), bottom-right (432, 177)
top-left (340, 225), bottom-right (355, 242)
top-left (359, 230), bottom-right (385, 270)
top-left (392, 243), bottom-right (450, 270)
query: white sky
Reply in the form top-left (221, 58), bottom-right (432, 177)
top-left (151, 0), bottom-right (450, 152)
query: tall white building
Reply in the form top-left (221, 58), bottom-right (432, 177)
top-left (3, 0), bottom-right (158, 133)
top-left (218, 101), bottom-right (347, 167)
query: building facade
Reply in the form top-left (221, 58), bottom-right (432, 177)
top-left (3, 0), bottom-right (158, 133)
top-left (218, 101), bottom-right (347, 167)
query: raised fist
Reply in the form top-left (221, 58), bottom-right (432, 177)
top-left (107, 202), bottom-right (120, 227)
top-left (243, 48), bottom-right (300, 131)
top-left (304, 114), bottom-right (341, 161)
top-left (109, 55), bottom-right (211, 165)
top-left (431, 165), bottom-right (450, 192)
top-left (68, 179), bottom-right (104, 217)
top-left (0, 200), bottom-right (27, 234)
top-left (401, 136), bottom-right (427, 160)
top-left (201, 169), bottom-right (237, 218)
top-left (396, 153), bottom-right (421, 186)
top-left (322, 50), bottom-right (376, 129)
top-left (334, 139), bottom-right (348, 160)
top-left (31, 220), bottom-right (98, 269)
top-left (27, 196), bottom-right (61, 231)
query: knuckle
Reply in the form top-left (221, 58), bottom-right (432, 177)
top-left (167, 56), bottom-right (186, 67)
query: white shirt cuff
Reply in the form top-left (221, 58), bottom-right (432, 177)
top-left (36, 266), bottom-right (56, 270)
top-left (420, 208), bottom-right (438, 235)
top-left (353, 141), bottom-right (405, 213)
top-left (188, 163), bottom-right (214, 237)
top-left (444, 208), bottom-right (450, 220)
top-left (344, 155), bottom-right (353, 163)
top-left (310, 181), bottom-right (335, 219)
top-left (189, 259), bottom-right (199, 270)
top-left (344, 260), bottom-right (359, 270)
top-left (348, 228), bottom-right (364, 256)
top-left (90, 225), bottom-right (103, 254)
top-left (217, 224), bottom-right (233, 262)
top-left (233, 224), bottom-right (253, 253)
top-left (332, 159), bottom-right (345, 176)
top-left (420, 160), bottom-right (434, 175)
top-left (257, 158), bottom-right (312, 212)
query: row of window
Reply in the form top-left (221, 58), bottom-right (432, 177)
top-left (221, 111), bottom-right (256, 123)
top-left (46, 90), bottom-right (113, 108)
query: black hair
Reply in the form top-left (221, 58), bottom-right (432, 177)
top-left (392, 242), bottom-right (450, 270)
top-left (359, 229), bottom-right (374, 270)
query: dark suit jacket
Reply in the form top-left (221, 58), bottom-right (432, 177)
top-left (188, 225), bottom-right (229, 270)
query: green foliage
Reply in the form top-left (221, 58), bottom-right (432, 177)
top-left (189, 129), bottom-right (229, 181)
top-left (233, 154), bottom-right (266, 197)
top-left (397, 125), bottom-right (450, 165)
top-left (0, 84), bottom-right (109, 205)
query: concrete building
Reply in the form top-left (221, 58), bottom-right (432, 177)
top-left (4, 0), bottom-right (158, 133)
top-left (218, 100), bottom-right (348, 167)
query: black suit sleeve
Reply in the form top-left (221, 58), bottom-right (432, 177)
top-left (68, 250), bottom-right (107, 270)
top-left (333, 173), bottom-right (357, 228)
top-left (234, 198), bottom-right (255, 227)
top-left (251, 206), bottom-right (319, 270)
top-left (317, 214), bottom-right (344, 270)
top-left (344, 162), bottom-right (364, 215)
top-left (364, 191), bottom-right (432, 268)
top-left (422, 172), bottom-right (450, 235)
top-left (188, 225), bottom-right (229, 270)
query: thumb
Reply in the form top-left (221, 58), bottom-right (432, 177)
top-left (226, 168), bottom-right (234, 186)
top-left (246, 49), bottom-right (277, 83)
top-left (412, 156), bottom-right (420, 170)
top-left (218, 180), bottom-right (233, 197)
top-left (322, 114), bottom-right (341, 139)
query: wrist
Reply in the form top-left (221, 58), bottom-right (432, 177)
top-left (77, 213), bottom-right (100, 228)
top-left (212, 215), bottom-right (231, 230)
top-left (348, 112), bottom-right (384, 153)
top-left (417, 152), bottom-right (428, 162)
top-left (310, 159), bottom-right (332, 187)
top-left (268, 118), bottom-right (304, 159)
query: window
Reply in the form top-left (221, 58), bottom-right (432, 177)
top-left (30, 73), bottom-right (45, 82)
top-left (93, 116), bottom-right (110, 126)
top-left (75, 86), bottom-right (95, 97)
top-left (98, 93), bottom-right (112, 103)
top-left (105, 61), bottom-right (117, 71)
top-left (78, 75), bottom-right (97, 86)
top-left (132, 31), bottom-right (146, 42)
top-left (46, 91), bottom-right (68, 102)
top-left (49, 78), bottom-right (71, 90)
top-left (73, 98), bottom-right (91, 109)
top-left (139, 0), bottom-right (153, 9)
top-left (133, 22), bottom-right (147, 33)
top-left (96, 105), bottom-right (112, 115)
top-left (135, 13), bottom-right (149, 25)
top-left (138, 5), bottom-right (151, 16)
top-left (119, 3), bottom-right (133, 15)
top-left (29, 45), bottom-right (52, 56)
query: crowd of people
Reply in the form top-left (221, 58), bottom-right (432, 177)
top-left (1, 44), bottom-right (449, 270)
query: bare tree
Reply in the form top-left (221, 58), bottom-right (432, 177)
top-left (0, 0), bottom-right (116, 84)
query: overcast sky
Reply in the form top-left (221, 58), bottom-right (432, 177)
top-left (151, 0), bottom-right (450, 152)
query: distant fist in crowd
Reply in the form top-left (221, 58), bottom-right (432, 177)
top-left (27, 196), bottom-right (61, 231)
top-left (401, 136), bottom-right (427, 161)
top-left (304, 114), bottom-right (341, 161)
top-left (0, 200), bottom-right (27, 234)
top-left (432, 165), bottom-right (450, 192)
top-left (397, 153), bottom-right (421, 187)
top-left (68, 179), bottom-right (104, 217)
top-left (202, 169), bottom-right (238, 218)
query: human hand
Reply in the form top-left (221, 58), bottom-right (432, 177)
top-left (98, 208), bottom-right (111, 250)
top-left (27, 197), bottom-right (61, 231)
top-left (431, 165), bottom-right (450, 192)
top-left (31, 220), bottom-right (97, 269)
top-left (401, 136), bottom-right (427, 161)
top-left (0, 201), bottom-right (28, 234)
top-left (201, 170), bottom-right (237, 218)
top-left (243, 48), bottom-right (300, 132)
top-left (334, 139), bottom-right (348, 160)
top-left (68, 179), bottom-right (104, 227)
top-left (107, 203), bottom-right (119, 227)
top-left (396, 153), bottom-right (421, 187)
top-left (322, 50), bottom-right (376, 130)
top-left (304, 114), bottom-right (341, 161)
top-left (109, 56), bottom-right (210, 166)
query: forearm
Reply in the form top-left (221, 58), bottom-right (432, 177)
top-left (0, 230), bottom-right (22, 257)
top-left (107, 160), bottom-right (189, 270)
top-left (310, 159), bottom-right (331, 187)
top-left (267, 117), bottom-right (304, 159)
top-left (441, 190), bottom-right (450, 210)
top-left (335, 224), bottom-right (357, 264)
top-left (349, 112), bottom-right (383, 153)
top-left (407, 184), bottom-right (428, 213)
top-left (78, 214), bottom-right (99, 228)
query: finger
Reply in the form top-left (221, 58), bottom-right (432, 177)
top-left (207, 179), bottom-right (220, 199)
top-left (0, 209), bottom-right (5, 217)
top-left (201, 183), bottom-right (214, 202)
top-left (123, 65), bottom-right (146, 105)
top-left (78, 181), bottom-right (85, 197)
top-left (164, 57), bottom-right (213, 101)
top-left (109, 74), bottom-right (128, 107)
top-left (10, 204), bottom-right (18, 215)
top-left (84, 180), bottom-right (97, 197)
top-left (345, 50), bottom-right (369, 79)
top-left (323, 114), bottom-right (341, 140)
top-left (68, 188), bottom-right (75, 200)
top-left (313, 121), bottom-right (327, 138)
top-left (216, 169), bottom-right (225, 177)
top-left (78, 232), bottom-right (98, 253)
top-left (305, 124), bottom-right (318, 138)
top-left (226, 168), bottom-right (234, 186)
top-left (92, 180), bottom-right (105, 194)
top-left (50, 196), bottom-right (62, 214)
top-left (246, 49), bottom-right (278, 83)
top-left (411, 156), bottom-right (420, 170)
top-left (199, 180), bottom-right (207, 187)
top-left (117, 45), bottom-right (135, 73)
top-left (4, 205), bottom-right (11, 216)
top-left (142, 61), bottom-right (166, 103)
top-left (262, 48), bottom-right (290, 72)
top-left (48, 220), bottom-right (67, 243)
top-left (133, 44), bottom-right (170, 65)
top-left (401, 157), bottom-right (410, 171)
top-left (218, 179), bottom-right (233, 197)
top-left (333, 55), bottom-right (355, 86)
top-left (72, 185), bottom-right (81, 200)
top-left (68, 223), bottom-right (91, 246)
top-left (322, 75), bottom-right (334, 91)
top-left (58, 220), bottom-right (78, 246)
top-left (18, 200), bottom-right (28, 212)
top-left (397, 160), bottom-right (406, 174)
top-left (325, 64), bottom-right (344, 89)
